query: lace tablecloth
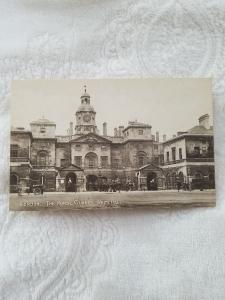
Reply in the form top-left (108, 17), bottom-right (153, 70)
top-left (0, 1), bottom-right (225, 299)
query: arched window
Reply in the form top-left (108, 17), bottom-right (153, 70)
top-left (10, 173), bottom-right (18, 185)
top-left (178, 172), bottom-right (184, 183)
top-left (137, 151), bottom-right (147, 167)
top-left (37, 151), bottom-right (48, 166)
top-left (84, 152), bottom-right (98, 168)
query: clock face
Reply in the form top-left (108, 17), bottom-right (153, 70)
top-left (83, 114), bottom-right (91, 122)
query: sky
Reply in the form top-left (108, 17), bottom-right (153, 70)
top-left (11, 79), bottom-right (213, 141)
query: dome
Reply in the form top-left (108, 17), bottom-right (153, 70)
top-left (77, 103), bottom-right (95, 112)
top-left (81, 92), bottom-right (90, 98)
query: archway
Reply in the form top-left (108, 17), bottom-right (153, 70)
top-left (10, 173), bottom-right (19, 193)
top-left (86, 175), bottom-right (98, 191)
top-left (10, 173), bottom-right (18, 185)
top-left (171, 172), bottom-right (177, 189)
top-left (165, 173), bottom-right (171, 189)
top-left (209, 172), bottom-right (215, 189)
top-left (65, 172), bottom-right (77, 192)
top-left (178, 172), bottom-right (184, 183)
top-left (147, 172), bottom-right (157, 190)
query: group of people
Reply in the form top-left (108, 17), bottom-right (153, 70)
top-left (92, 178), bottom-right (136, 193)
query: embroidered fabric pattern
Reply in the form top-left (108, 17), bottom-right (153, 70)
top-left (0, 1), bottom-right (225, 299)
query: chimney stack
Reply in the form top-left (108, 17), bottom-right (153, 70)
top-left (156, 131), bottom-right (159, 142)
top-left (103, 122), bottom-right (107, 136)
top-left (118, 126), bottom-right (124, 137)
top-left (163, 134), bottom-right (167, 142)
top-left (199, 114), bottom-right (210, 129)
top-left (70, 122), bottom-right (73, 136)
top-left (114, 128), bottom-right (118, 137)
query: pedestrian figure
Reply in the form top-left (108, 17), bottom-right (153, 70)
top-left (189, 179), bottom-right (192, 192)
top-left (177, 181), bottom-right (181, 192)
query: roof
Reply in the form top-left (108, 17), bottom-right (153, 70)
top-left (163, 125), bottom-right (214, 144)
top-left (81, 92), bottom-right (90, 98)
top-left (30, 118), bottom-right (56, 125)
top-left (76, 104), bottom-right (95, 112)
top-left (106, 136), bottom-right (124, 143)
top-left (124, 121), bottom-right (151, 131)
top-left (11, 126), bottom-right (31, 134)
top-left (187, 125), bottom-right (213, 135)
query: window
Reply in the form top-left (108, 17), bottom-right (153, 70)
top-left (75, 144), bottom-right (81, 150)
top-left (202, 146), bottom-right (207, 154)
top-left (101, 156), bottom-right (108, 168)
top-left (60, 159), bottom-right (66, 167)
top-left (154, 145), bottom-right (158, 150)
top-left (166, 151), bottom-right (169, 162)
top-left (137, 151), bottom-right (147, 167)
top-left (112, 159), bottom-right (119, 169)
top-left (10, 145), bottom-right (19, 157)
top-left (172, 147), bottom-right (176, 161)
top-left (179, 148), bottom-right (182, 160)
top-left (37, 151), bottom-right (48, 166)
top-left (85, 152), bottom-right (98, 168)
top-left (194, 146), bottom-right (200, 156)
top-left (101, 145), bottom-right (107, 151)
top-left (40, 125), bottom-right (46, 133)
top-left (75, 156), bottom-right (82, 167)
top-left (138, 130), bottom-right (143, 135)
top-left (138, 156), bottom-right (144, 167)
top-left (88, 144), bottom-right (95, 151)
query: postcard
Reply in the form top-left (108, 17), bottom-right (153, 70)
top-left (9, 79), bottom-right (216, 210)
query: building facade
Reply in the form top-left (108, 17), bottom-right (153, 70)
top-left (10, 89), bottom-right (215, 192)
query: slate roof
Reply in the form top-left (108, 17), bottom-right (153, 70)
top-left (187, 125), bottom-right (213, 135)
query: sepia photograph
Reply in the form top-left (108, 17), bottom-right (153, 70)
top-left (9, 79), bottom-right (216, 210)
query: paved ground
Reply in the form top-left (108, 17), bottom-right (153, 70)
top-left (10, 190), bottom-right (216, 211)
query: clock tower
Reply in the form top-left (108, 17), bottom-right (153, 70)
top-left (75, 86), bottom-right (98, 135)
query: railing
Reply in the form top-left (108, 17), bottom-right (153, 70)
top-left (163, 159), bottom-right (186, 166)
top-left (32, 165), bottom-right (56, 169)
top-left (162, 157), bottom-right (214, 165)
top-left (186, 157), bottom-right (214, 163)
top-left (10, 157), bottom-right (30, 162)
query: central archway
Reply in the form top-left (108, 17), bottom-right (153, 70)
top-left (86, 175), bottom-right (98, 191)
top-left (147, 172), bottom-right (157, 190)
top-left (65, 172), bottom-right (77, 192)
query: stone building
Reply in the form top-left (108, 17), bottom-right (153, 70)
top-left (10, 88), bottom-right (215, 192)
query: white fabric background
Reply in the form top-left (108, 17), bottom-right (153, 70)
top-left (0, 1), bottom-right (225, 299)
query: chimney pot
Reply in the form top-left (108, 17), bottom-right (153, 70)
top-left (199, 114), bottom-right (210, 129)
top-left (114, 128), bottom-right (118, 137)
top-left (70, 122), bottom-right (73, 136)
top-left (156, 131), bottom-right (159, 142)
top-left (163, 134), bottom-right (167, 142)
top-left (118, 126), bottom-right (124, 137)
top-left (103, 122), bottom-right (107, 136)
